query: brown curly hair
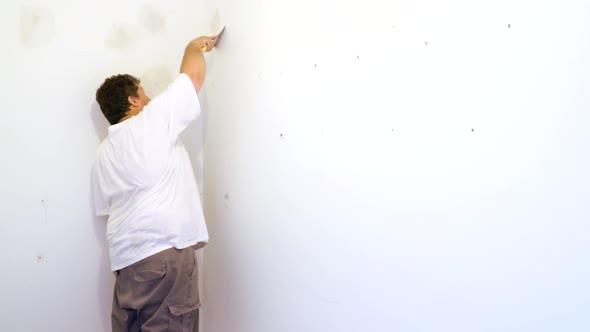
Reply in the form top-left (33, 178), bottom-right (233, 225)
top-left (96, 74), bottom-right (140, 125)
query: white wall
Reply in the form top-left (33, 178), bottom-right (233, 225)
top-left (0, 1), bottom-right (206, 331)
top-left (201, 0), bottom-right (590, 331)
top-left (2, 0), bottom-right (590, 331)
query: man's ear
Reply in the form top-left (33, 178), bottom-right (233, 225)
top-left (128, 95), bottom-right (139, 107)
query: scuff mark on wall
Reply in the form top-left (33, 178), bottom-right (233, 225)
top-left (224, 193), bottom-right (230, 208)
top-left (36, 199), bottom-right (48, 264)
top-left (41, 199), bottom-right (47, 223)
top-left (20, 7), bottom-right (55, 47)
top-left (140, 5), bottom-right (166, 34)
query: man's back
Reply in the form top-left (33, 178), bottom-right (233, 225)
top-left (92, 73), bottom-right (208, 271)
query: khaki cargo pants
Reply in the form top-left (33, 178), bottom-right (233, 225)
top-left (112, 247), bottom-right (200, 332)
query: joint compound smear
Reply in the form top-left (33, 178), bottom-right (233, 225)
top-left (20, 7), bottom-right (55, 47)
top-left (105, 25), bottom-right (142, 50)
top-left (140, 5), bottom-right (166, 34)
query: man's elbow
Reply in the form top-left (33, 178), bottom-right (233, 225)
top-left (185, 72), bottom-right (204, 93)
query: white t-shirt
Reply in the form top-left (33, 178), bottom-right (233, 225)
top-left (92, 73), bottom-right (208, 271)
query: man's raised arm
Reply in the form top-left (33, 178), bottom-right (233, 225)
top-left (180, 35), bottom-right (217, 93)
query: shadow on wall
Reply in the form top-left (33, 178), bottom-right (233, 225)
top-left (90, 102), bottom-right (109, 142)
top-left (92, 212), bottom-right (113, 329)
top-left (89, 101), bottom-right (114, 329)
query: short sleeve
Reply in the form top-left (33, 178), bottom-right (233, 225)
top-left (143, 73), bottom-right (201, 138)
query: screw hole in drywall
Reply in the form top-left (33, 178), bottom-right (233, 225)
top-left (224, 193), bottom-right (230, 208)
top-left (508, 24), bottom-right (511, 29)
top-left (425, 42), bottom-right (428, 46)
top-left (471, 129), bottom-right (475, 132)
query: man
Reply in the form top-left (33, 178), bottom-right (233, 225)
top-left (92, 35), bottom-right (217, 332)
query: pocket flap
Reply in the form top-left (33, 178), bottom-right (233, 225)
top-left (168, 299), bottom-right (199, 316)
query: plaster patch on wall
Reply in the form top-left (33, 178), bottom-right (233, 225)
top-left (140, 5), bottom-right (166, 34)
top-left (20, 7), bottom-right (55, 47)
top-left (105, 25), bottom-right (142, 50)
top-left (141, 65), bottom-right (175, 98)
top-left (209, 8), bottom-right (222, 34)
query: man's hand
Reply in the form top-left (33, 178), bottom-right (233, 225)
top-left (195, 35), bottom-right (218, 52)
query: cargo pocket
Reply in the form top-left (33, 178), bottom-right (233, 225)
top-left (168, 299), bottom-right (199, 332)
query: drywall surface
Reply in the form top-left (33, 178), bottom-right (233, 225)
top-left (200, 0), bottom-right (590, 331)
top-left (0, 1), bottom-right (206, 331)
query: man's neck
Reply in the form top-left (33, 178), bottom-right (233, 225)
top-left (118, 108), bottom-right (141, 123)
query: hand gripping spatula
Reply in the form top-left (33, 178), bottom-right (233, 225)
top-left (201, 26), bottom-right (226, 52)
